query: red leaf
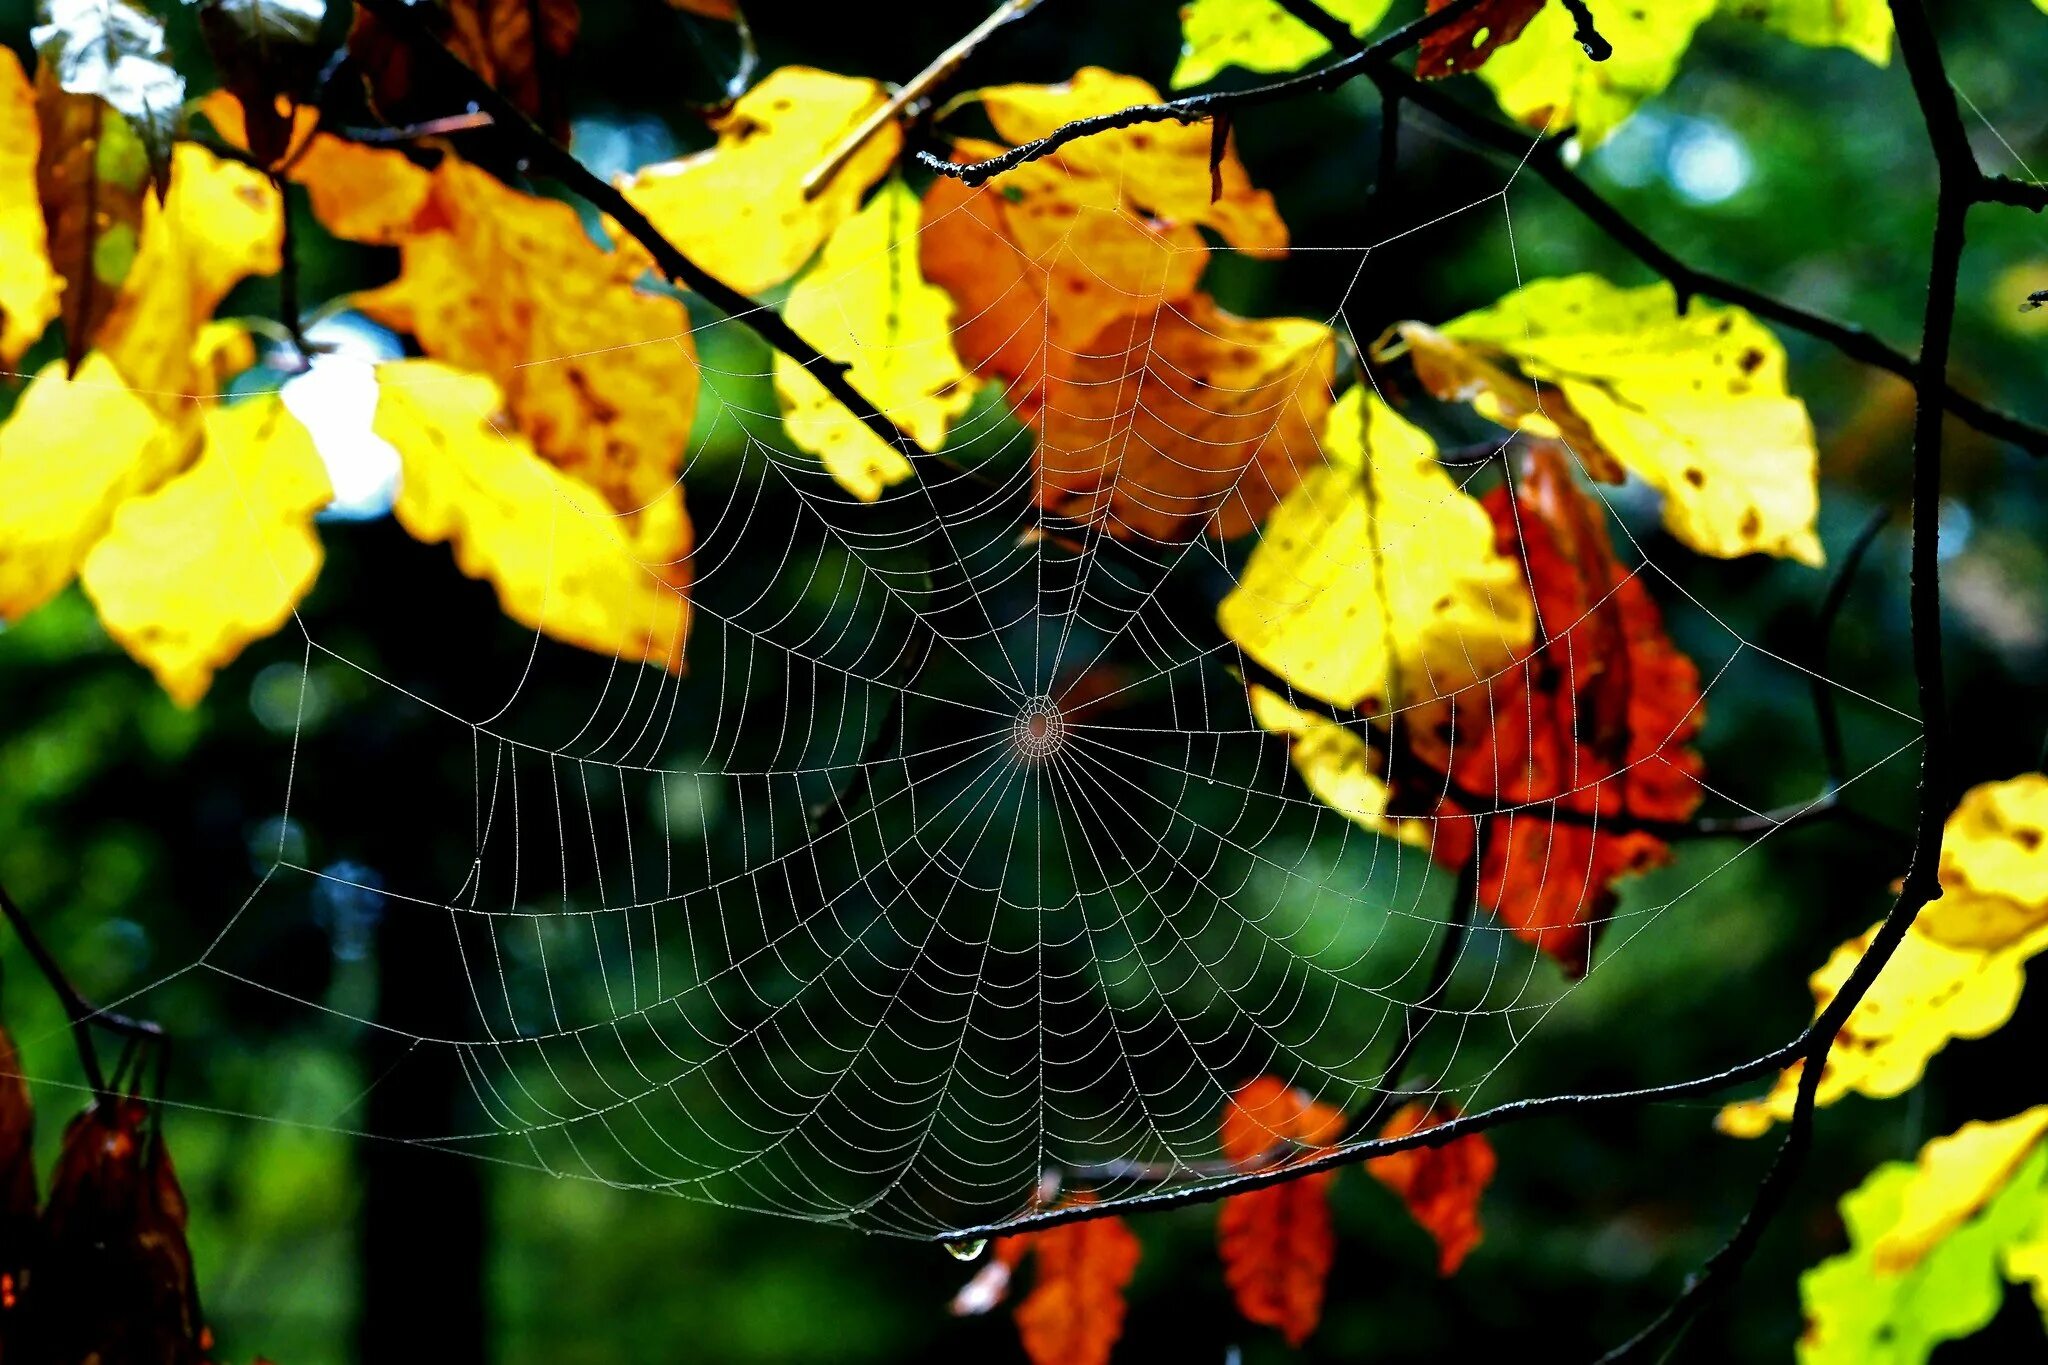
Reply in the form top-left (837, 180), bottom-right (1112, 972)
top-left (1215, 1076), bottom-right (1345, 1344)
top-left (1219, 1177), bottom-right (1335, 1345)
top-left (1416, 0), bottom-right (1549, 79)
top-left (0, 1024), bottom-right (34, 1319)
top-left (1005, 1214), bottom-right (1141, 1365)
top-left (1367, 1102), bottom-right (1497, 1275)
top-left (1391, 446), bottom-right (1705, 974)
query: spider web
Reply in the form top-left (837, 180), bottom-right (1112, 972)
top-left (84, 113), bottom-right (1921, 1242)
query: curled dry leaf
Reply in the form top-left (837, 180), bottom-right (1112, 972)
top-left (1389, 445), bottom-right (1706, 975)
top-left (32, 1097), bottom-right (206, 1365)
top-left (1367, 1102), bottom-right (1496, 1275)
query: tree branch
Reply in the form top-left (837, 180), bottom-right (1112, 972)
top-left (349, 0), bottom-right (923, 463)
top-left (0, 876), bottom-right (164, 1099)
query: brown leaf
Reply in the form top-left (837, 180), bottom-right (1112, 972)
top-left (1416, 0), bottom-right (1549, 79)
top-left (1389, 445), bottom-right (1706, 974)
top-left (0, 1024), bottom-right (35, 1325)
top-left (34, 67), bottom-right (149, 377)
top-left (30, 1097), bottom-right (206, 1364)
top-left (1367, 1102), bottom-right (1496, 1275)
top-left (1214, 1076), bottom-right (1345, 1345)
top-left (350, 0), bottom-right (581, 141)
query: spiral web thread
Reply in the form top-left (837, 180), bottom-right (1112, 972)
top-left (51, 116), bottom-right (1923, 1242)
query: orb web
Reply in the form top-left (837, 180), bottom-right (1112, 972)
top-left (65, 107), bottom-right (1922, 1242)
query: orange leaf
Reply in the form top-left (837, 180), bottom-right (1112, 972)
top-left (1032, 296), bottom-right (1336, 542)
top-left (0, 1023), bottom-right (34, 1321)
top-left (1390, 446), bottom-right (1705, 973)
top-left (1368, 1102), bottom-right (1497, 1275)
top-left (975, 1209), bottom-right (1141, 1365)
top-left (1214, 1075), bottom-right (1345, 1343)
top-left (1416, 0), bottom-right (1549, 79)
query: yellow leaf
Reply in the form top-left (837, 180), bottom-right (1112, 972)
top-left (0, 355), bottom-right (179, 620)
top-left (974, 68), bottom-right (1287, 256)
top-left (78, 395), bottom-right (331, 705)
top-left (615, 67), bottom-right (900, 295)
top-left (1871, 1108), bottom-right (2048, 1275)
top-left (199, 90), bottom-right (433, 245)
top-left (1386, 275), bottom-right (1822, 565)
top-left (1716, 0), bottom-right (1892, 66)
top-left (97, 142), bottom-right (282, 400)
top-left (1720, 776), bottom-right (2048, 1137)
top-left (1920, 773), bottom-right (2048, 949)
top-left (774, 180), bottom-right (977, 502)
top-left (0, 48), bottom-right (59, 366)
top-left (1171, 0), bottom-right (1395, 88)
top-left (1219, 386), bottom-right (1531, 712)
top-left (1477, 0), bottom-right (1715, 147)
top-left (372, 360), bottom-right (692, 672)
top-left (356, 157), bottom-right (698, 514)
top-left (1247, 686), bottom-right (1428, 845)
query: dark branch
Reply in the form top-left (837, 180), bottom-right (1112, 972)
top-left (0, 876), bottom-right (164, 1099)
top-left (349, 0), bottom-right (923, 464)
top-left (915, 0), bottom-right (1495, 186)
top-left (1560, 0), bottom-right (1612, 61)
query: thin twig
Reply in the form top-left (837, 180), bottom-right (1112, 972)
top-left (0, 877), bottom-right (164, 1099)
top-left (348, 0), bottom-right (923, 465)
top-left (800, 0), bottom-right (1047, 200)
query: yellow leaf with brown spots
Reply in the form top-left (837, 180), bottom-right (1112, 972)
top-left (616, 67), bottom-right (900, 295)
top-left (1220, 386), bottom-right (1531, 713)
top-left (355, 157), bottom-right (698, 513)
top-left (1382, 275), bottom-right (1822, 565)
top-left (78, 395), bottom-right (331, 705)
top-left (775, 180), bottom-right (977, 501)
top-left (0, 49), bottom-right (59, 366)
top-left (1720, 776), bottom-right (2048, 1137)
top-left (372, 361), bottom-right (692, 672)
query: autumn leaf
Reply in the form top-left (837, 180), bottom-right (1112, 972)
top-left (1800, 1111), bottom-right (2048, 1365)
top-left (34, 65), bottom-right (150, 377)
top-left (32, 1097), bottom-right (206, 1365)
top-left (1719, 775), bottom-right (2048, 1137)
top-left (1382, 274), bottom-right (1823, 565)
top-left (1216, 1077), bottom-right (1346, 1345)
top-left (1389, 446), bottom-right (1706, 974)
top-left (1245, 686), bottom-right (1429, 844)
top-left (78, 395), bottom-right (332, 706)
top-left (31, 0), bottom-right (186, 194)
top-left (1720, 0), bottom-right (1892, 66)
top-left (1415, 0), bottom-right (1547, 78)
top-left (0, 354), bottom-right (181, 621)
top-left (0, 1023), bottom-right (36, 1325)
top-left (999, 1212), bottom-right (1142, 1365)
top-left (349, 0), bottom-right (579, 141)
top-left (198, 88), bottom-right (432, 245)
top-left (347, 155), bottom-right (699, 514)
top-left (1220, 385), bottom-right (1532, 714)
top-left (0, 49), bottom-right (60, 367)
top-left (1171, 0), bottom-right (1394, 88)
top-left (95, 142), bottom-right (281, 402)
top-left (1368, 1102), bottom-right (1496, 1275)
top-left (193, 0), bottom-right (328, 171)
top-left (774, 179), bottom-right (978, 502)
top-left (371, 360), bottom-right (693, 673)
top-left (617, 67), bottom-right (900, 296)
top-left (1033, 295), bottom-right (1336, 542)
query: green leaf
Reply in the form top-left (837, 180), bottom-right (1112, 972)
top-left (1801, 1134), bottom-right (2048, 1363)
